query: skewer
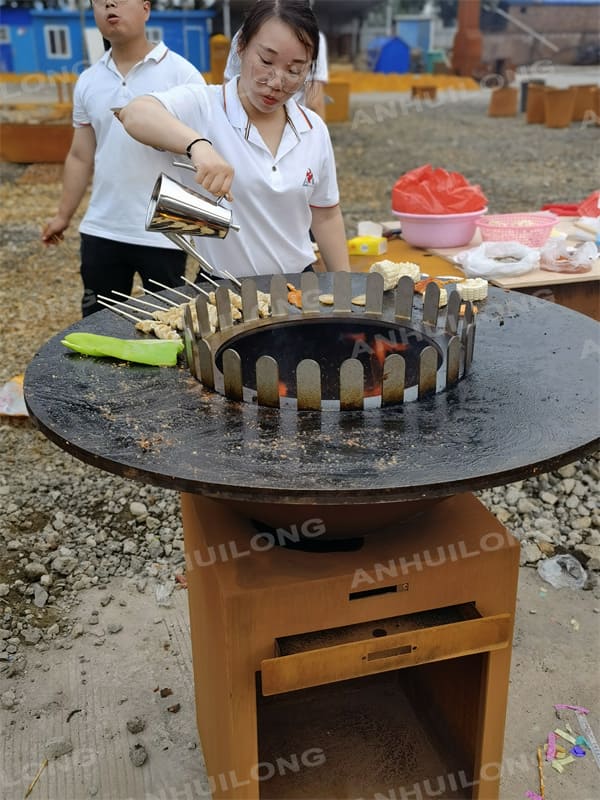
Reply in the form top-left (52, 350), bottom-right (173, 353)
top-left (222, 269), bottom-right (242, 289)
top-left (112, 290), bottom-right (167, 311)
top-left (196, 271), bottom-right (220, 289)
top-left (138, 288), bottom-right (180, 307)
top-left (148, 278), bottom-right (192, 302)
top-left (537, 746), bottom-right (545, 799)
top-left (181, 275), bottom-right (211, 298)
top-left (97, 299), bottom-right (143, 323)
top-left (97, 295), bottom-right (153, 317)
top-left (24, 757), bottom-right (48, 798)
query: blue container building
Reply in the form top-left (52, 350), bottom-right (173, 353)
top-left (0, 7), bottom-right (215, 74)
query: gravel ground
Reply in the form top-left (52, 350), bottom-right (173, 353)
top-left (0, 87), bottom-right (598, 667)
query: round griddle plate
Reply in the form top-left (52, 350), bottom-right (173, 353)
top-left (24, 276), bottom-right (599, 506)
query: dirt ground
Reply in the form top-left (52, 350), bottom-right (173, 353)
top-left (0, 569), bottom-right (598, 800)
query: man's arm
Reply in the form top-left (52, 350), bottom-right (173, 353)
top-left (304, 32), bottom-right (329, 120)
top-left (41, 126), bottom-right (96, 244)
top-left (303, 80), bottom-right (326, 120)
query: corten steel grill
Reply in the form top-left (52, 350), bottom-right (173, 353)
top-left (181, 273), bottom-right (475, 410)
top-left (22, 274), bottom-right (600, 799)
top-left (23, 273), bottom-right (600, 539)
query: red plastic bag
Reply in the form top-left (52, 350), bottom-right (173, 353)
top-left (578, 190), bottom-right (600, 217)
top-left (541, 191), bottom-right (600, 217)
top-left (540, 203), bottom-right (579, 216)
top-left (392, 165), bottom-right (488, 215)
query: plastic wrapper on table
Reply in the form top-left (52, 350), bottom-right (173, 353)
top-left (540, 240), bottom-right (597, 274)
top-left (454, 242), bottom-right (539, 279)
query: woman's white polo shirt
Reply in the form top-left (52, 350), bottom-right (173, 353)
top-left (151, 78), bottom-right (340, 277)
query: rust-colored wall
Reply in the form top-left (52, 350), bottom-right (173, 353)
top-left (483, 4), bottom-right (600, 66)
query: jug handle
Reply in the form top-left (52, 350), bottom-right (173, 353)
top-left (172, 160), bottom-right (228, 206)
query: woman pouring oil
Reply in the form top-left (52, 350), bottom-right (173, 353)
top-left (118, 0), bottom-right (350, 278)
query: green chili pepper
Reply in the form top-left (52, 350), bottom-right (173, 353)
top-left (61, 333), bottom-right (183, 367)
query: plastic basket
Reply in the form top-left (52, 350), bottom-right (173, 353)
top-left (477, 213), bottom-right (558, 247)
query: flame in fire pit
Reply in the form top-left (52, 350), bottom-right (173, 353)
top-left (182, 273), bottom-right (476, 412)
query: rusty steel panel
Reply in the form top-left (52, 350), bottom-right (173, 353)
top-left (256, 355), bottom-right (280, 409)
top-left (446, 290), bottom-right (461, 335)
top-left (241, 278), bottom-right (259, 322)
top-left (340, 359), bottom-right (364, 411)
top-left (382, 354), bottom-right (405, 405)
top-left (198, 339), bottom-right (214, 390)
top-left (216, 285), bottom-right (233, 331)
top-left (418, 346), bottom-right (438, 398)
top-left (395, 276), bottom-right (414, 321)
top-left (223, 348), bottom-right (243, 401)
top-left (296, 359), bottom-right (322, 411)
top-left (365, 272), bottom-right (384, 316)
top-left (301, 272), bottom-right (320, 314)
top-left (334, 271), bottom-right (352, 312)
top-left (195, 296), bottom-right (213, 338)
top-left (423, 283), bottom-right (440, 328)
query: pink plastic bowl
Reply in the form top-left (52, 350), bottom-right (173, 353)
top-left (392, 208), bottom-right (488, 248)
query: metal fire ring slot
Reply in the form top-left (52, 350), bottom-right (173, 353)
top-left (365, 272), bottom-right (384, 316)
top-left (445, 291), bottom-right (461, 335)
top-left (333, 271), bottom-right (352, 313)
top-left (395, 275), bottom-right (414, 321)
top-left (186, 273), bottom-right (475, 411)
top-left (422, 282), bottom-right (440, 328)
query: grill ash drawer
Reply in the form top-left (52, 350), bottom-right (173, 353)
top-left (261, 603), bottom-right (511, 696)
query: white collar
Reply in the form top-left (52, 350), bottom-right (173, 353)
top-left (222, 77), bottom-right (314, 137)
top-left (102, 41), bottom-right (168, 72)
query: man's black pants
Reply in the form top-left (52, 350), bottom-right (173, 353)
top-left (80, 233), bottom-right (187, 317)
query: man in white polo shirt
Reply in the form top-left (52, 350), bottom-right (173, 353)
top-left (42, 0), bottom-right (205, 316)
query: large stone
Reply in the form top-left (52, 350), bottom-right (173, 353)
top-left (129, 502), bottom-right (148, 517)
top-left (51, 556), bottom-right (78, 575)
top-left (557, 464), bottom-right (577, 479)
top-left (24, 562), bottom-right (47, 580)
top-left (22, 627), bottom-right (43, 645)
top-left (504, 487), bottom-right (521, 506)
top-left (1, 690), bottom-right (17, 709)
top-left (576, 544), bottom-right (600, 571)
top-left (520, 542), bottom-right (542, 565)
top-left (572, 516), bottom-right (592, 530)
top-left (517, 498), bottom-right (538, 515)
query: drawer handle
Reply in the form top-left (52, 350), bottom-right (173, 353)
top-left (366, 644), bottom-right (414, 661)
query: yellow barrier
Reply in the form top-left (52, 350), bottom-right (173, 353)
top-left (328, 71), bottom-right (479, 93)
top-left (0, 72), bottom-right (77, 107)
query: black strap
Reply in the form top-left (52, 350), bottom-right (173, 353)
top-left (186, 138), bottom-right (213, 158)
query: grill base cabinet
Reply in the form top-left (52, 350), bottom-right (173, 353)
top-left (181, 492), bottom-right (519, 800)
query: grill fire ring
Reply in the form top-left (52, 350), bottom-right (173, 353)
top-left (182, 273), bottom-right (476, 411)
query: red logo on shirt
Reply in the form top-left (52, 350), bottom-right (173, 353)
top-left (303, 168), bottom-right (314, 186)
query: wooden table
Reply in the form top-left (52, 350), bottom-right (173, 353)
top-left (345, 237), bottom-right (464, 280)
top-left (344, 224), bottom-right (600, 321)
